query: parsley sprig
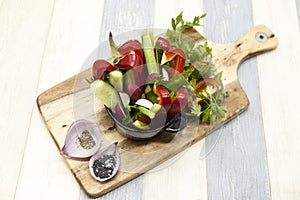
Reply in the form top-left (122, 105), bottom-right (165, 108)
top-left (165, 12), bottom-right (228, 123)
top-left (171, 11), bottom-right (206, 32)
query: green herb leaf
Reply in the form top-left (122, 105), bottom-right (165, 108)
top-left (187, 102), bottom-right (202, 117)
top-left (165, 12), bottom-right (227, 123)
top-left (170, 12), bottom-right (206, 32)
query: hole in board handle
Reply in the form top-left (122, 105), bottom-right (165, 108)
top-left (255, 32), bottom-right (268, 42)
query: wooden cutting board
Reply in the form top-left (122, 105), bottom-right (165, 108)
top-left (37, 25), bottom-right (278, 198)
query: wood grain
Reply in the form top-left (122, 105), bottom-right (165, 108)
top-left (252, 0), bottom-right (300, 199)
top-left (0, 0), bottom-right (55, 199)
top-left (13, 0), bottom-right (105, 200)
top-left (37, 25), bottom-right (277, 198)
top-left (204, 1), bottom-right (272, 199)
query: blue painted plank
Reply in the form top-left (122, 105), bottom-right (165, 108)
top-left (80, 0), bottom-right (154, 199)
top-left (204, 0), bottom-right (270, 199)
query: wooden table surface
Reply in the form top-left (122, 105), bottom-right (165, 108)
top-left (1, 0), bottom-right (299, 199)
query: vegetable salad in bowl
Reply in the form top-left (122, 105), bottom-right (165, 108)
top-left (88, 12), bottom-right (228, 139)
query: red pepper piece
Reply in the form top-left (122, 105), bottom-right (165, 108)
top-left (156, 37), bottom-right (170, 51)
top-left (161, 48), bottom-right (185, 77)
top-left (168, 87), bottom-right (189, 118)
top-left (119, 39), bottom-right (144, 59)
top-left (116, 51), bottom-right (143, 70)
top-left (119, 40), bottom-right (145, 86)
top-left (154, 86), bottom-right (171, 111)
top-left (195, 78), bottom-right (220, 93)
top-left (116, 52), bottom-right (146, 86)
top-left (92, 59), bottom-right (115, 80)
top-left (109, 33), bottom-right (144, 59)
top-left (109, 34), bottom-right (146, 85)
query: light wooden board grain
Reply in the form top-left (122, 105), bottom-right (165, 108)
top-left (252, 0), bottom-right (300, 199)
top-left (78, 0), bottom-right (154, 199)
top-left (203, 0), bottom-right (271, 199)
top-left (143, 1), bottom-right (207, 200)
top-left (13, 0), bottom-right (105, 199)
top-left (0, 0), bottom-right (55, 199)
top-left (37, 24), bottom-right (278, 198)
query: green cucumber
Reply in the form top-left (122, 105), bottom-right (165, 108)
top-left (109, 70), bottom-right (123, 91)
top-left (150, 103), bottom-right (162, 113)
top-left (91, 80), bottom-right (122, 111)
top-left (133, 120), bottom-right (150, 130)
top-left (137, 106), bottom-right (155, 119)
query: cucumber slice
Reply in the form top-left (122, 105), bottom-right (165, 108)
top-left (109, 70), bottom-right (123, 91)
top-left (150, 103), bottom-right (162, 113)
top-left (91, 80), bottom-right (122, 111)
top-left (138, 106), bottom-right (155, 119)
top-left (133, 120), bottom-right (150, 130)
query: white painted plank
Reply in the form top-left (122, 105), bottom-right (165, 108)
top-left (252, 0), bottom-right (300, 199)
top-left (295, 0), bottom-right (300, 28)
top-left (80, 0), bottom-right (154, 199)
top-left (0, 0), bottom-right (3, 10)
top-left (143, 141), bottom-right (207, 200)
top-left (143, 1), bottom-right (207, 200)
top-left (14, 0), bottom-right (105, 200)
top-left (153, 0), bottom-right (204, 35)
top-left (0, 0), bottom-right (55, 199)
top-left (203, 1), bottom-right (271, 199)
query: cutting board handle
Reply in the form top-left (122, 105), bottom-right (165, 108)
top-left (194, 24), bottom-right (279, 83)
top-left (232, 24), bottom-right (278, 62)
top-left (184, 24), bottom-right (278, 73)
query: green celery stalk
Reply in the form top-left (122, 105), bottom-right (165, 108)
top-left (142, 30), bottom-right (160, 74)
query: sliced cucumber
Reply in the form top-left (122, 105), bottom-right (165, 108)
top-left (91, 80), bottom-right (122, 111)
top-left (137, 106), bottom-right (155, 119)
top-left (150, 103), bottom-right (162, 113)
top-left (109, 70), bottom-right (123, 91)
top-left (133, 120), bottom-right (150, 130)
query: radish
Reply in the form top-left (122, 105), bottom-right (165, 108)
top-left (115, 104), bottom-right (126, 119)
top-left (136, 114), bottom-right (151, 124)
top-left (146, 73), bottom-right (161, 82)
top-left (149, 105), bottom-right (167, 129)
top-left (119, 91), bottom-right (130, 108)
top-left (136, 98), bottom-right (154, 109)
top-left (128, 83), bottom-right (142, 101)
